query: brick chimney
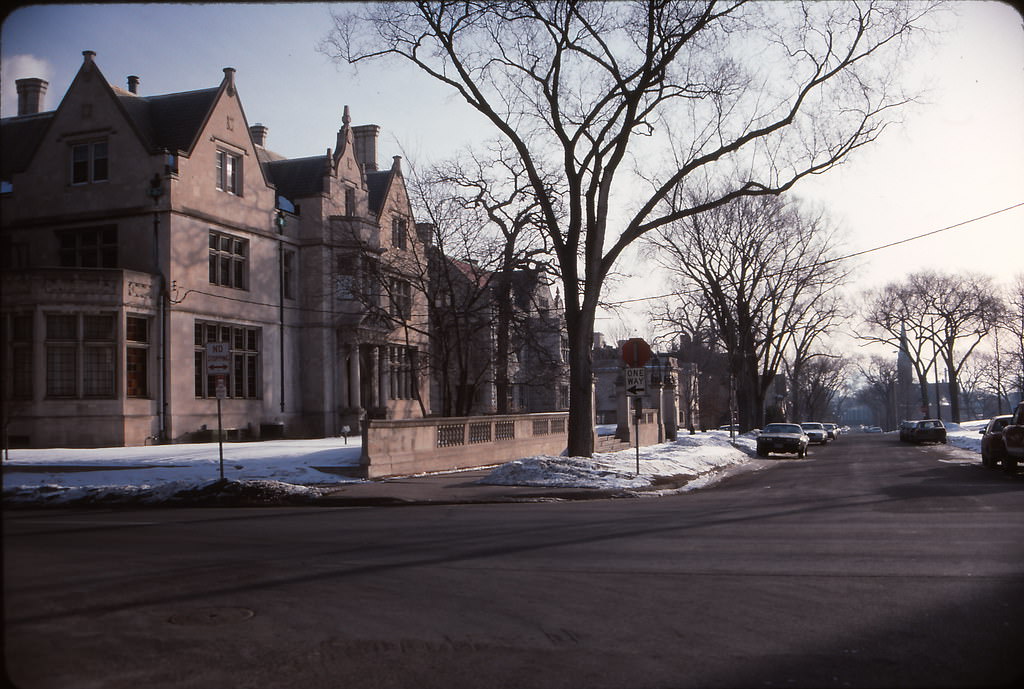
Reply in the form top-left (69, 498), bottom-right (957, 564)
top-left (250, 123), bottom-right (268, 146)
top-left (16, 78), bottom-right (48, 115)
top-left (127, 75), bottom-right (140, 94)
top-left (352, 124), bottom-right (380, 172)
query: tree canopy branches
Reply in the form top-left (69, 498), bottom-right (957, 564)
top-left (320, 0), bottom-right (940, 454)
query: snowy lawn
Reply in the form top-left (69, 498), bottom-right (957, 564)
top-left (2, 437), bottom-right (363, 505)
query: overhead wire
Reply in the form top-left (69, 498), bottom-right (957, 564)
top-left (170, 201), bottom-right (1023, 314)
top-left (604, 201), bottom-right (1024, 307)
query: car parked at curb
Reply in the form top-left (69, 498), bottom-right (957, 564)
top-left (800, 422), bottom-right (829, 445)
top-left (756, 423), bottom-right (809, 458)
top-left (904, 419), bottom-right (947, 444)
top-left (823, 423), bottom-right (840, 441)
top-left (1001, 401), bottom-right (1024, 472)
top-left (979, 415), bottom-right (1013, 468)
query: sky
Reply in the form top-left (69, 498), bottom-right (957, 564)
top-left (1, 422), bottom-right (988, 504)
top-left (2, 1), bottom-right (1022, 339)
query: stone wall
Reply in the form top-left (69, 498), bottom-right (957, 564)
top-left (359, 412), bottom-right (571, 478)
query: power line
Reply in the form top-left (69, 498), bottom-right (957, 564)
top-left (605, 201), bottom-right (1024, 307)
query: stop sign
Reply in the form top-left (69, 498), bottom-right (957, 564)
top-left (621, 337), bottom-right (652, 368)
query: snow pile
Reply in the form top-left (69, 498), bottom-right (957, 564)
top-left (2, 438), bottom-right (362, 505)
top-left (482, 431), bottom-right (763, 493)
top-left (2, 431), bottom-right (767, 505)
top-left (945, 420), bottom-right (987, 453)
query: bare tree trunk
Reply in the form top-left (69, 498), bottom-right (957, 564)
top-left (565, 306), bottom-right (595, 458)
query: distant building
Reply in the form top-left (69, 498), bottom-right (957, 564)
top-left (428, 258), bottom-right (569, 417)
top-left (592, 335), bottom-right (700, 440)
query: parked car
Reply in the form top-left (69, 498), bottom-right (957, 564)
top-left (866, 426), bottom-right (883, 433)
top-left (1001, 401), bottom-right (1024, 472)
top-left (756, 423), bottom-right (809, 458)
top-left (823, 423), bottom-right (840, 440)
top-left (800, 422), bottom-right (829, 445)
top-left (979, 415), bottom-right (1013, 468)
top-left (905, 419), bottom-right (947, 444)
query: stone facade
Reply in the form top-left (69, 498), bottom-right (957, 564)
top-left (1, 51), bottom-right (429, 447)
top-left (592, 334), bottom-right (701, 440)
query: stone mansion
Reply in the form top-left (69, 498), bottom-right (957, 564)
top-left (2, 51), bottom-right (571, 448)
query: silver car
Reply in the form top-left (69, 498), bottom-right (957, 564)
top-left (800, 422), bottom-right (829, 445)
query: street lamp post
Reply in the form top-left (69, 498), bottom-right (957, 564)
top-left (275, 209), bottom-right (287, 415)
top-left (651, 354), bottom-right (664, 443)
top-left (147, 173), bottom-right (166, 443)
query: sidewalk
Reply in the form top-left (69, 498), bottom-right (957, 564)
top-left (314, 469), bottom-right (625, 506)
top-left (313, 468), bottom-right (702, 507)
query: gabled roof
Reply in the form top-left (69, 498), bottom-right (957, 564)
top-left (119, 88), bottom-right (220, 153)
top-left (365, 169), bottom-right (392, 216)
top-left (1, 60), bottom-right (221, 177)
top-left (263, 155), bottom-right (328, 199)
top-left (0, 112), bottom-right (53, 177)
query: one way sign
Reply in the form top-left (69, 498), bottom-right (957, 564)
top-left (625, 367), bottom-right (646, 396)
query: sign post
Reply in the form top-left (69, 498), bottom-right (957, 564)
top-left (621, 338), bottom-right (652, 476)
top-left (206, 343), bottom-right (230, 481)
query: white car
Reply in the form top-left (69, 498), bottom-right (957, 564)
top-left (800, 422), bottom-right (829, 445)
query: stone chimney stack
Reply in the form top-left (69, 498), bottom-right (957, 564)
top-left (127, 75), bottom-right (140, 94)
top-left (16, 78), bottom-right (48, 115)
top-left (250, 123), bottom-right (268, 147)
top-left (352, 124), bottom-right (380, 172)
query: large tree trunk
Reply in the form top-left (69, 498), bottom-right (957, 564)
top-left (946, 362), bottom-right (961, 422)
top-left (494, 261), bottom-right (514, 414)
top-left (915, 370), bottom-right (931, 418)
top-left (565, 308), bottom-right (595, 458)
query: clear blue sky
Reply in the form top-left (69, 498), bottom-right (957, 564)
top-left (3, 1), bottom-right (1022, 335)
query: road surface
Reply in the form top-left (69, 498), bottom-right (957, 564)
top-left (4, 433), bottom-right (1022, 688)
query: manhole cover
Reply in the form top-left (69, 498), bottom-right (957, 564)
top-left (167, 607), bottom-right (254, 626)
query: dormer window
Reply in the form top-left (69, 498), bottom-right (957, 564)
top-left (71, 140), bottom-right (108, 184)
top-left (215, 149), bottom-right (242, 195)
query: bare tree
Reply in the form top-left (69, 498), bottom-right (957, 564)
top-left (856, 354), bottom-right (899, 430)
top-left (957, 351), bottom-right (998, 420)
top-left (1001, 274), bottom-right (1024, 402)
top-left (911, 270), bottom-right (1005, 422)
top-left (790, 351), bottom-right (851, 422)
top-left (646, 194), bottom-right (849, 430)
top-left (321, 0), bottom-right (939, 455)
top-left (859, 270), bottom-right (1005, 422)
top-left (858, 280), bottom-right (938, 417)
top-left (426, 143), bottom-right (557, 412)
top-left (399, 152), bottom-right (565, 416)
top-left (784, 292), bottom-right (848, 422)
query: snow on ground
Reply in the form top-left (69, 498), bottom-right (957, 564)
top-left (944, 420), bottom-right (987, 454)
top-left (2, 437), bottom-right (363, 505)
top-left (2, 423), bottom-right (991, 505)
top-left (483, 431), bottom-right (763, 494)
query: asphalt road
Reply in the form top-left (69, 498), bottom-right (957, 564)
top-left (4, 433), bottom-right (1023, 689)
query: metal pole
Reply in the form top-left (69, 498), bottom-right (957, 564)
top-left (634, 397), bottom-right (640, 476)
top-left (217, 396), bottom-right (224, 481)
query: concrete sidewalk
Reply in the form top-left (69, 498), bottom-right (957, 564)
top-left (314, 468), bottom-right (697, 506)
